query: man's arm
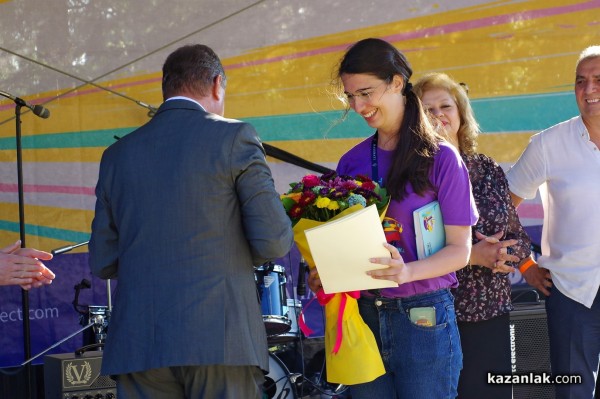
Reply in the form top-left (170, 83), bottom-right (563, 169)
top-left (510, 191), bottom-right (524, 208)
top-left (517, 256), bottom-right (552, 296)
top-left (232, 124), bottom-right (293, 265)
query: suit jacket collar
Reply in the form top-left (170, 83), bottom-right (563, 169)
top-left (155, 98), bottom-right (206, 116)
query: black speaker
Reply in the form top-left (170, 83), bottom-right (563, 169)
top-left (510, 302), bottom-right (555, 399)
top-left (44, 350), bottom-right (116, 398)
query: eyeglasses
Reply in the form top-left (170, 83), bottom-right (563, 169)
top-left (344, 81), bottom-right (389, 104)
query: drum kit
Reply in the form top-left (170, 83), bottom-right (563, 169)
top-left (254, 263), bottom-right (303, 343)
top-left (254, 262), bottom-right (347, 399)
top-left (255, 262), bottom-right (305, 398)
top-left (29, 261), bottom-right (340, 398)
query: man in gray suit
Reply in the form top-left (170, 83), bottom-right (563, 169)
top-left (89, 44), bottom-right (294, 399)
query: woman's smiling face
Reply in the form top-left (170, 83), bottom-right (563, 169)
top-left (419, 87), bottom-right (461, 147)
top-left (341, 73), bottom-right (405, 137)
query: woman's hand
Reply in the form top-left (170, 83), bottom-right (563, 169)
top-left (366, 242), bottom-right (408, 285)
top-left (471, 231), bottom-right (519, 273)
top-left (307, 267), bottom-right (323, 293)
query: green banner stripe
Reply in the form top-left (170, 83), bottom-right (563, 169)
top-left (0, 220), bottom-right (90, 243)
top-left (0, 127), bottom-right (135, 150)
top-left (472, 91), bottom-right (578, 133)
top-left (0, 91), bottom-right (579, 149)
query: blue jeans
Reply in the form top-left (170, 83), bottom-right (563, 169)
top-left (350, 289), bottom-right (462, 399)
top-left (546, 285), bottom-right (600, 399)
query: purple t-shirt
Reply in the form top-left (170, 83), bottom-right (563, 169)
top-left (337, 135), bottom-right (478, 298)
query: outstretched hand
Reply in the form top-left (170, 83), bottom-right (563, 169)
top-left (0, 240), bottom-right (55, 289)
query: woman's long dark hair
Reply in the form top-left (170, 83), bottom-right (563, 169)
top-left (338, 38), bottom-right (440, 200)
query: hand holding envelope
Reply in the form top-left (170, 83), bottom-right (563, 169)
top-left (304, 205), bottom-right (398, 293)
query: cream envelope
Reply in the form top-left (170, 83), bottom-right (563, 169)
top-left (304, 205), bottom-right (397, 294)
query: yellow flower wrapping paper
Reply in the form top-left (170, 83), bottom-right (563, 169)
top-left (293, 205), bottom-right (386, 385)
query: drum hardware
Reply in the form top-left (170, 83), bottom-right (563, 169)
top-left (264, 360), bottom-right (348, 399)
top-left (293, 371), bottom-right (348, 399)
top-left (18, 243), bottom-right (113, 368)
top-left (72, 277), bottom-right (112, 349)
top-left (269, 339), bottom-right (349, 398)
top-left (87, 305), bottom-right (110, 346)
top-left (263, 353), bottom-right (299, 399)
top-left (255, 260), bottom-right (348, 397)
top-left (268, 299), bottom-right (303, 345)
top-left (255, 262), bottom-right (292, 336)
top-left (20, 310), bottom-right (106, 367)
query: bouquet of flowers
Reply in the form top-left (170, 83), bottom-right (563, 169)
top-left (281, 171), bottom-right (389, 227)
top-left (280, 171), bottom-right (390, 385)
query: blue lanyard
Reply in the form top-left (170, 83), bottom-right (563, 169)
top-left (371, 133), bottom-right (383, 186)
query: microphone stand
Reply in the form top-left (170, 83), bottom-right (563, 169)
top-left (2, 91), bottom-right (50, 399)
top-left (51, 241), bottom-right (113, 348)
top-left (12, 101), bottom-right (33, 399)
top-left (20, 322), bottom-right (97, 367)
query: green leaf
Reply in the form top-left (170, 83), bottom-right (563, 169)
top-left (281, 197), bottom-right (296, 212)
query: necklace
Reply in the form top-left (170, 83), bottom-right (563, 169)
top-left (377, 131), bottom-right (398, 150)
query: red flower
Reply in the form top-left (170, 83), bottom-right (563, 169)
top-left (289, 204), bottom-right (305, 219)
top-left (280, 172), bottom-right (389, 226)
top-left (301, 175), bottom-right (321, 188)
top-left (299, 191), bottom-right (316, 206)
top-left (361, 181), bottom-right (376, 191)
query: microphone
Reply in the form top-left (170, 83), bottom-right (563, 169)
top-left (75, 279), bottom-right (91, 290)
top-left (72, 278), bottom-right (92, 315)
top-left (0, 89), bottom-right (50, 118)
top-left (297, 258), bottom-right (308, 297)
top-left (51, 240), bottom-right (89, 255)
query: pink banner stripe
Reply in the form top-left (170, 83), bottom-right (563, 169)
top-left (384, 1), bottom-right (599, 44)
top-left (226, 1), bottom-right (599, 69)
top-left (516, 203), bottom-right (544, 219)
top-left (0, 183), bottom-right (95, 196)
top-left (1, 1), bottom-right (595, 110)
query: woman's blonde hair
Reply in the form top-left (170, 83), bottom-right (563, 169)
top-left (413, 72), bottom-right (479, 156)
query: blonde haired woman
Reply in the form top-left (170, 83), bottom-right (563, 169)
top-left (414, 73), bottom-right (531, 399)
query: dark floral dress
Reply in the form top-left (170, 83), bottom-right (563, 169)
top-left (452, 154), bottom-right (531, 322)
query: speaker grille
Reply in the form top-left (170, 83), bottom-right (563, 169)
top-left (510, 303), bottom-right (555, 399)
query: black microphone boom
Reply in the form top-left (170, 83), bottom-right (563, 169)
top-left (262, 143), bottom-right (333, 175)
top-left (297, 258), bottom-right (308, 297)
top-left (0, 90), bottom-right (50, 119)
top-left (51, 240), bottom-right (89, 256)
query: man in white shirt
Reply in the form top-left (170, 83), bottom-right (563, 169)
top-left (507, 45), bottom-right (600, 398)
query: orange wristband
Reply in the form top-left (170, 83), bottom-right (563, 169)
top-left (519, 258), bottom-right (536, 274)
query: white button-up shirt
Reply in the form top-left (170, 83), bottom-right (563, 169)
top-left (507, 115), bottom-right (600, 308)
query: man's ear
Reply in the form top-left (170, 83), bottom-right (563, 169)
top-left (212, 75), bottom-right (224, 101)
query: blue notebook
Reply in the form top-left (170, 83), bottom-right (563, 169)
top-left (413, 200), bottom-right (445, 260)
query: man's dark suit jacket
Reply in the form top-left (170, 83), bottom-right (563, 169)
top-left (89, 99), bottom-right (293, 376)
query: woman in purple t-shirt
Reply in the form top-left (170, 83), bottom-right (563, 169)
top-left (309, 38), bottom-right (478, 398)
